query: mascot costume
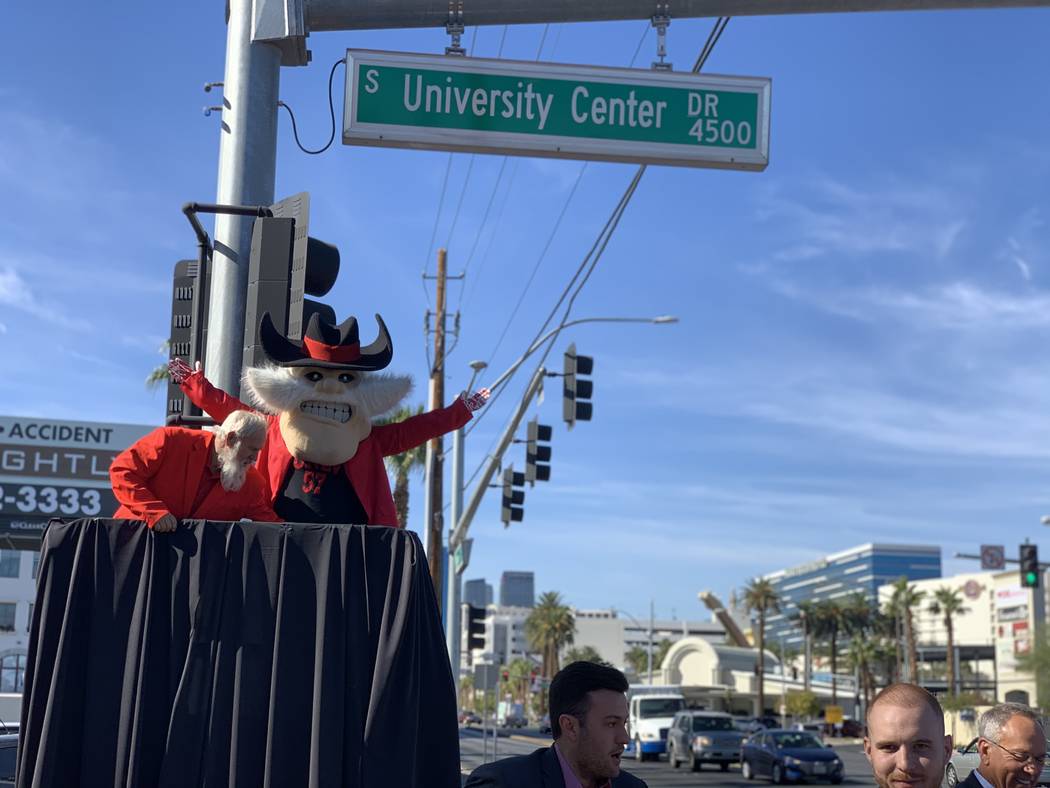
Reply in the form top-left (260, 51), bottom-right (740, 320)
top-left (170, 311), bottom-right (488, 526)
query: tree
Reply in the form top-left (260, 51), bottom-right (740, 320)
top-left (890, 578), bottom-right (925, 683)
top-left (812, 599), bottom-right (850, 704)
top-left (743, 578), bottom-right (781, 716)
top-left (1016, 632), bottom-right (1050, 709)
top-left (459, 673), bottom-right (475, 711)
top-left (375, 405), bottom-right (426, 527)
top-left (624, 645), bottom-right (649, 677)
top-left (564, 646), bottom-right (610, 666)
top-left (928, 586), bottom-right (969, 697)
top-left (785, 690), bottom-right (820, 719)
top-left (525, 591), bottom-right (575, 679)
top-left (506, 657), bottom-right (537, 705)
top-left (145, 341), bottom-right (171, 389)
top-left (792, 600), bottom-right (819, 691)
top-left (654, 638), bottom-right (673, 670)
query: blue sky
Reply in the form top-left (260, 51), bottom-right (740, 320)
top-left (3, 4), bottom-right (1049, 624)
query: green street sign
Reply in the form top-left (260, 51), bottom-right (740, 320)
top-left (343, 50), bottom-right (771, 171)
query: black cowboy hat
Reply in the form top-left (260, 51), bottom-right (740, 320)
top-left (258, 311), bottom-right (393, 370)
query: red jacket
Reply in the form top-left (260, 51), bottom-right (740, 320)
top-left (180, 371), bottom-right (472, 527)
top-left (110, 426), bottom-right (279, 527)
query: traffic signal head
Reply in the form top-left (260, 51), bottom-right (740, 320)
top-left (501, 465), bottom-right (525, 526)
top-left (243, 192), bottom-right (341, 368)
top-left (525, 418), bottom-right (553, 485)
top-left (465, 604), bottom-right (486, 650)
top-left (1021, 544), bottom-right (1040, 588)
top-left (562, 342), bottom-right (594, 429)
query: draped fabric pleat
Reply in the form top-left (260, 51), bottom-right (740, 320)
top-left (16, 518), bottom-right (461, 788)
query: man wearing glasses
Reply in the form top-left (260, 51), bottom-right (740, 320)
top-left (961, 703), bottom-right (1047, 788)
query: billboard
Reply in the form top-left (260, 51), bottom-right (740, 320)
top-left (0, 415), bottom-right (154, 548)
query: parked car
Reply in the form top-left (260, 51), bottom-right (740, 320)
top-left (944, 738), bottom-right (1050, 787)
top-left (741, 729), bottom-right (844, 784)
top-left (667, 710), bottom-right (746, 772)
top-left (458, 711), bottom-right (481, 726)
top-left (500, 714), bottom-right (527, 729)
top-left (538, 714), bottom-right (552, 735)
top-left (835, 718), bottom-right (864, 738)
top-left (0, 733), bottom-right (15, 787)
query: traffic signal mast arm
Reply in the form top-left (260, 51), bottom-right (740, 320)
top-left (449, 365), bottom-right (546, 552)
top-left (306, 0), bottom-right (1050, 32)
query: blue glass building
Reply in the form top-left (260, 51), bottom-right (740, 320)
top-left (761, 543), bottom-right (942, 649)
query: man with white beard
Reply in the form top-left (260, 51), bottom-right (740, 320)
top-left (110, 409), bottom-right (279, 531)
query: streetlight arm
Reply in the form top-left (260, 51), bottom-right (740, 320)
top-left (486, 317), bottom-right (676, 392)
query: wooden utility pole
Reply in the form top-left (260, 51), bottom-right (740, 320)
top-left (426, 248), bottom-right (448, 601)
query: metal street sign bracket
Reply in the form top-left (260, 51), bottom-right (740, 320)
top-left (652, 4), bottom-right (672, 71)
top-left (445, 2), bottom-right (467, 56)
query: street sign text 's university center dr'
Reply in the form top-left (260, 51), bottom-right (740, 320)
top-left (344, 51), bottom-right (771, 171)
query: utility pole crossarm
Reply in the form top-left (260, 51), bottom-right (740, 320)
top-left (305, 0), bottom-right (1050, 31)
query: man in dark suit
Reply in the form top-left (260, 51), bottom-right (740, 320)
top-left (863, 683), bottom-right (952, 788)
top-left (956, 703), bottom-right (1046, 788)
top-left (464, 661), bottom-right (647, 788)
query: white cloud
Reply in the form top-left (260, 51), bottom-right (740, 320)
top-left (0, 267), bottom-right (91, 331)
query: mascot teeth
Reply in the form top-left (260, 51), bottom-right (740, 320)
top-left (300, 400), bottom-right (352, 424)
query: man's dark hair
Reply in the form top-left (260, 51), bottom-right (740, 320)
top-left (549, 661), bottom-right (629, 739)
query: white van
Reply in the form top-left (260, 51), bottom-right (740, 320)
top-left (627, 692), bottom-right (686, 761)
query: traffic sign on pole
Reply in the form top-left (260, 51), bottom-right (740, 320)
top-left (344, 50), bottom-right (771, 171)
top-left (980, 544), bottom-right (1006, 571)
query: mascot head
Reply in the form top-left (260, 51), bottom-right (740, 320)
top-left (243, 312), bottom-right (411, 465)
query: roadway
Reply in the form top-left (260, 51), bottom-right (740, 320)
top-left (460, 728), bottom-right (873, 787)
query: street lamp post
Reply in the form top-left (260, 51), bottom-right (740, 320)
top-left (448, 315), bottom-right (678, 554)
top-left (446, 360), bottom-right (488, 688)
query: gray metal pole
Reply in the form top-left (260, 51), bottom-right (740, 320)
top-left (647, 600), bottom-right (654, 684)
top-left (449, 365), bottom-right (547, 551)
top-left (208, 0), bottom-right (282, 395)
top-left (306, 0), bottom-right (1050, 31)
top-left (446, 425), bottom-right (465, 687)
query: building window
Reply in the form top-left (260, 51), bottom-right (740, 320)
top-left (0, 553), bottom-right (18, 579)
top-left (0, 653), bottom-right (26, 693)
top-left (31, 552), bottom-right (40, 580)
top-left (0, 605), bottom-right (14, 633)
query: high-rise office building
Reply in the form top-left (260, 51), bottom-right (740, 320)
top-left (463, 578), bottom-right (493, 608)
top-left (759, 542), bottom-right (941, 650)
top-left (499, 571), bottom-right (535, 608)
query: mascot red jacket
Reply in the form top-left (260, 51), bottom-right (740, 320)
top-left (173, 311), bottom-right (487, 527)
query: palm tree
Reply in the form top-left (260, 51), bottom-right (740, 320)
top-left (525, 592), bottom-right (575, 679)
top-left (506, 657), bottom-right (537, 705)
top-left (743, 578), bottom-right (781, 716)
top-left (564, 646), bottom-right (608, 666)
top-left (792, 600), bottom-right (819, 692)
top-left (846, 637), bottom-right (878, 710)
top-left (376, 405), bottom-right (426, 527)
top-left (624, 645), bottom-right (649, 677)
top-left (890, 578), bottom-right (925, 683)
top-left (812, 599), bottom-right (850, 704)
top-left (928, 587), bottom-right (968, 696)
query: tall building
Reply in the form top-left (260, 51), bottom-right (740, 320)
top-left (570, 609), bottom-right (725, 675)
top-left (0, 549), bottom-right (39, 694)
top-left (499, 571), bottom-right (534, 608)
top-left (463, 578), bottom-right (493, 608)
top-left (760, 542), bottom-right (941, 651)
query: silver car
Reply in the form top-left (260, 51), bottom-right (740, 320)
top-left (944, 738), bottom-right (1050, 787)
top-left (666, 710), bottom-right (746, 772)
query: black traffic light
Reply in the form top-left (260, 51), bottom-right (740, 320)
top-left (166, 258), bottom-right (211, 424)
top-left (465, 604), bottom-right (486, 650)
top-left (525, 417), bottom-right (552, 485)
top-left (501, 465), bottom-right (525, 526)
top-left (563, 342), bottom-right (594, 429)
top-left (243, 192), bottom-right (341, 368)
top-left (1021, 544), bottom-right (1040, 588)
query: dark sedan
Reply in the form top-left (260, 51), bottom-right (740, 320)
top-left (741, 729), bottom-right (844, 784)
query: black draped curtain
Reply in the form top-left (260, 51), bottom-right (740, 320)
top-left (17, 519), bottom-right (461, 788)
